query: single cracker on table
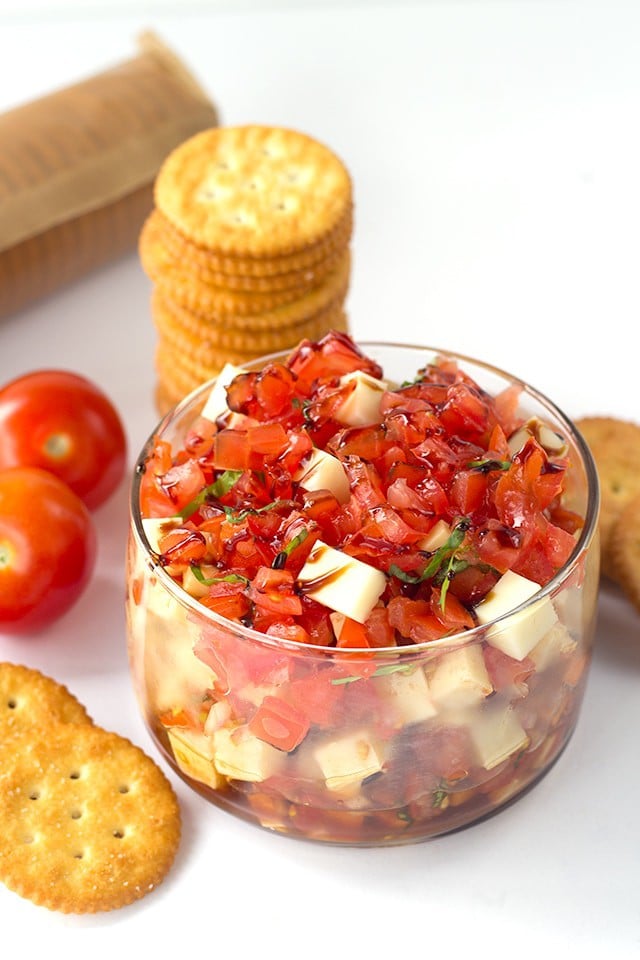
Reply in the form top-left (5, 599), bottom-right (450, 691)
top-left (0, 662), bottom-right (92, 736)
top-left (608, 492), bottom-right (640, 614)
top-left (0, 723), bottom-right (181, 914)
top-left (154, 125), bottom-right (353, 256)
top-left (574, 416), bottom-right (640, 575)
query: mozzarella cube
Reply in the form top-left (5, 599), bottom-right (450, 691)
top-left (297, 540), bottom-right (387, 624)
top-left (200, 362), bottom-right (247, 422)
top-left (429, 645), bottom-right (493, 710)
top-left (329, 611), bottom-right (346, 642)
top-left (417, 520), bottom-right (452, 552)
top-left (375, 666), bottom-right (437, 725)
top-left (313, 730), bottom-right (384, 793)
top-left (529, 622), bottom-right (577, 671)
top-left (166, 727), bottom-right (225, 790)
top-left (475, 570), bottom-right (558, 661)
top-left (468, 703), bottom-right (529, 770)
top-left (294, 448), bottom-right (351, 503)
top-left (335, 370), bottom-right (386, 426)
top-left (212, 725), bottom-right (285, 782)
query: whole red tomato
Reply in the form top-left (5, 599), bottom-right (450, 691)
top-left (0, 467), bottom-right (97, 633)
top-left (0, 370), bottom-right (127, 510)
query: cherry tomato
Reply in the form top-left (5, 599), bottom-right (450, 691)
top-left (0, 467), bottom-right (97, 633)
top-left (0, 370), bottom-right (127, 509)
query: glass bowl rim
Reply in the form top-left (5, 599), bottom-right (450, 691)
top-left (130, 339), bottom-right (600, 658)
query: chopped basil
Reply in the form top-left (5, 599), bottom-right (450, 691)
top-left (389, 518), bottom-right (470, 586)
top-left (189, 565), bottom-right (248, 587)
top-left (178, 470), bottom-right (243, 520)
top-left (283, 528), bottom-right (309, 556)
top-left (271, 528), bottom-right (310, 569)
top-left (331, 662), bottom-right (415, 686)
top-left (467, 458), bottom-right (511, 473)
top-left (223, 499), bottom-right (290, 525)
top-left (432, 785), bottom-right (448, 808)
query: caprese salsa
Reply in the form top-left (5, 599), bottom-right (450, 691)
top-left (127, 332), bottom-right (594, 843)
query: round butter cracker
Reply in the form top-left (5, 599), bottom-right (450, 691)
top-left (154, 125), bottom-right (352, 257)
top-left (0, 662), bottom-right (92, 737)
top-left (575, 416), bottom-right (640, 575)
top-left (0, 724), bottom-right (181, 913)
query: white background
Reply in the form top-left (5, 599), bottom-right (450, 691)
top-left (0, 2), bottom-right (639, 956)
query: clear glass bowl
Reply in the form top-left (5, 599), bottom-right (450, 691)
top-left (125, 343), bottom-right (600, 845)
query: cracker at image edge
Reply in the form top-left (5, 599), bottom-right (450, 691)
top-left (608, 493), bottom-right (640, 615)
top-left (574, 416), bottom-right (640, 573)
top-left (154, 125), bottom-right (352, 256)
top-left (0, 662), bottom-right (92, 736)
top-left (0, 724), bottom-right (181, 913)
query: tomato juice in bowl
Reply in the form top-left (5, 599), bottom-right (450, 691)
top-left (125, 334), bottom-right (600, 845)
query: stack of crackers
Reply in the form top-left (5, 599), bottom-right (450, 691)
top-left (139, 125), bottom-right (354, 414)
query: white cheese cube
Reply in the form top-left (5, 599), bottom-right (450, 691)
top-left (143, 606), bottom-right (217, 712)
top-left (182, 565), bottom-right (211, 598)
top-left (468, 702), bottom-right (529, 770)
top-left (475, 570), bottom-right (558, 661)
top-left (297, 540), bottom-right (387, 624)
top-left (529, 622), bottom-right (577, 671)
top-left (166, 727), bottom-right (225, 789)
top-left (375, 666), bottom-right (437, 725)
top-left (212, 725), bottom-right (285, 782)
top-left (429, 645), bottom-right (493, 709)
top-left (200, 362), bottom-right (247, 422)
top-left (329, 611), bottom-right (346, 642)
top-left (313, 730), bottom-right (384, 793)
top-left (417, 520), bottom-right (451, 552)
top-left (294, 448), bottom-right (351, 503)
top-left (141, 516), bottom-right (180, 554)
top-left (335, 370), bottom-right (386, 427)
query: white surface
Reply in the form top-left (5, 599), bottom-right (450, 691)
top-left (1, 2), bottom-right (639, 956)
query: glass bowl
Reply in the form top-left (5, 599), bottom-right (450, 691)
top-left (125, 342), bottom-right (600, 846)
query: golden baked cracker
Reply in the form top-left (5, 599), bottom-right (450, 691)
top-left (153, 204), bottom-right (354, 276)
top-left (157, 308), bottom-right (349, 378)
top-left (608, 493), bottom-right (640, 614)
top-left (575, 416), bottom-right (640, 570)
top-left (154, 125), bottom-right (352, 256)
top-left (150, 249), bottom-right (350, 334)
top-left (0, 662), bottom-right (92, 735)
top-left (140, 210), bottom-right (349, 295)
top-left (0, 724), bottom-right (181, 913)
top-left (152, 292), bottom-right (350, 361)
top-left (155, 342), bottom-right (207, 402)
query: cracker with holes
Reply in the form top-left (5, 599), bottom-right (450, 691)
top-left (575, 416), bottom-right (640, 575)
top-left (0, 723), bottom-right (181, 913)
top-left (154, 125), bottom-right (352, 257)
top-left (0, 662), bottom-right (92, 736)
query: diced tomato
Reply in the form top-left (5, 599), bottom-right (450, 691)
top-left (214, 428), bottom-right (250, 470)
top-left (387, 597), bottom-right (449, 642)
top-left (449, 469), bottom-right (488, 516)
top-left (335, 617), bottom-right (370, 648)
top-left (158, 526), bottom-right (207, 566)
top-left (248, 695), bottom-right (310, 752)
top-left (287, 330), bottom-right (383, 389)
top-left (483, 644), bottom-right (535, 693)
top-left (247, 567), bottom-right (303, 617)
top-left (200, 581), bottom-right (251, 621)
top-left (247, 422), bottom-right (289, 457)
